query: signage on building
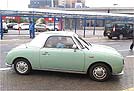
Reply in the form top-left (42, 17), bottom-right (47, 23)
top-left (44, 18), bottom-right (59, 22)
top-left (2, 16), bottom-right (20, 21)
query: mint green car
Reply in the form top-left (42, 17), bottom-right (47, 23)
top-left (5, 31), bottom-right (124, 81)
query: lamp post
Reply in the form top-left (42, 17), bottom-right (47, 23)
top-left (113, 3), bottom-right (118, 6)
top-left (0, 14), bottom-right (3, 40)
top-left (6, 0), bottom-right (8, 9)
top-left (113, 0), bottom-right (118, 6)
top-left (51, 0), bottom-right (54, 7)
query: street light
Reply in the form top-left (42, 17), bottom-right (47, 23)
top-left (113, 3), bottom-right (118, 6)
top-left (6, 0), bottom-right (8, 8)
top-left (51, 0), bottom-right (54, 7)
top-left (113, 0), bottom-right (118, 6)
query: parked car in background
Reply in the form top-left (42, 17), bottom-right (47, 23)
top-left (3, 22), bottom-right (8, 33)
top-left (45, 23), bottom-right (60, 31)
top-left (7, 23), bottom-right (18, 29)
top-left (104, 22), bottom-right (134, 39)
top-left (35, 24), bottom-right (46, 32)
top-left (13, 23), bottom-right (29, 30)
top-left (5, 31), bottom-right (124, 82)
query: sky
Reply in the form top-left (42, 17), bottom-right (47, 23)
top-left (85, 0), bottom-right (134, 7)
top-left (0, 0), bottom-right (30, 10)
top-left (0, 0), bottom-right (134, 10)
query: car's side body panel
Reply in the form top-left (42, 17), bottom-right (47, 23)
top-left (6, 47), bottom-right (41, 69)
top-left (84, 50), bottom-right (124, 74)
top-left (5, 31), bottom-right (124, 78)
top-left (39, 47), bottom-right (85, 72)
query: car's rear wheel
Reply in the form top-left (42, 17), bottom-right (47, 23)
top-left (108, 36), bottom-right (112, 39)
top-left (88, 63), bottom-right (111, 82)
top-left (14, 58), bottom-right (31, 75)
top-left (46, 28), bottom-right (50, 31)
top-left (54, 28), bottom-right (58, 31)
top-left (18, 27), bottom-right (21, 30)
top-left (35, 29), bottom-right (37, 32)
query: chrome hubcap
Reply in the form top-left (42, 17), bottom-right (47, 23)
top-left (16, 61), bottom-right (28, 74)
top-left (93, 66), bottom-right (107, 80)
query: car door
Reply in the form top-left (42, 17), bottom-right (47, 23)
top-left (39, 36), bottom-right (85, 72)
top-left (116, 24), bottom-right (126, 35)
top-left (126, 24), bottom-right (133, 37)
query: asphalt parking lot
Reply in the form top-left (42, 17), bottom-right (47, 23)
top-left (0, 30), bottom-right (134, 91)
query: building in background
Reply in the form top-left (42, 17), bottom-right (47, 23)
top-left (65, 0), bottom-right (76, 8)
top-left (28, 0), bottom-right (85, 8)
top-left (58, 0), bottom-right (85, 8)
top-left (28, 0), bottom-right (58, 8)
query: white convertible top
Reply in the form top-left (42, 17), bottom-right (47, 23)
top-left (28, 31), bottom-right (76, 48)
top-left (40, 31), bottom-right (76, 36)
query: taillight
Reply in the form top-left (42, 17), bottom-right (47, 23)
top-left (113, 26), bottom-right (116, 31)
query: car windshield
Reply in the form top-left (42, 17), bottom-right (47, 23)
top-left (47, 23), bottom-right (54, 26)
top-left (78, 36), bottom-right (92, 46)
top-left (105, 24), bottom-right (113, 28)
top-left (47, 23), bottom-right (58, 26)
top-left (74, 35), bottom-right (91, 50)
top-left (23, 24), bottom-right (29, 25)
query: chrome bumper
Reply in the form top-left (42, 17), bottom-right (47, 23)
top-left (5, 63), bottom-right (12, 67)
top-left (112, 70), bottom-right (124, 76)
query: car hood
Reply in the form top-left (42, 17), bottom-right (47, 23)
top-left (90, 44), bottom-right (122, 57)
top-left (13, 43), bottom-right (41, 50)
top-left (13, 44), bottom-right (27, 50)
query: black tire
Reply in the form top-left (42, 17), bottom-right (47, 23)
top-left (18, 27), bottom-right (21, 30)
top-left (35, 29), bottom-right (37, 32)
top-left (55, 28), bottom-right (58, 31)
top-left (88, 63), bottom-right (111, 82)
top-left (3, 29), bottom-right (8, 33)
top-left (46, 28), bottom-right (50, 31)
top-left (130, 43), bottom-right (134, 50)
top-left (108, 36), bottom-right (112, 39)
top-left (14, 58), bottom-right (32, 75)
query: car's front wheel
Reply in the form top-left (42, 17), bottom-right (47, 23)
top-left (14, 58), bottom-right (32, 75)
top-left (88, 63), bottom-right (111, 81)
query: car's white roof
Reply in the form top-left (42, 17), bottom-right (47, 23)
top-left (39, 31), bottom-right (76, 37)
top-left (29, 31), bottom-right (77, 48)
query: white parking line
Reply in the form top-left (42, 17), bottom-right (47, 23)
top-left (117, 49), bottom-right (129, 52)
top-left (123, 87), bottom-right (134, 91)
top-left (126, 55), bottom-right (134, 58)
top-left (0, 44), bottom-right (9, 46)
top-left (0, 67), bottom-right (12, 71)
top-left (0, 39), bottom-right (20, 41)
top-left (4, 52), bottom-right (8, 54)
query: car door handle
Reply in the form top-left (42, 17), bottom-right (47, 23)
top-left (89, 56), bottom-right (94, 58)
top-left (42, 52), bottom-right (49, 55)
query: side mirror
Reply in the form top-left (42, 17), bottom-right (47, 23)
top-left (72, 44), bottom-right (78, 52)
top-left (72, 44), bottom-right (77, 49)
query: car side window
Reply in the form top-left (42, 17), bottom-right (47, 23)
top-left (116, 24), bottom-right (125, 29)
top-left (126, 24), bottom-right (133, 33)
top-left (45, 36), bottom-right (58, 48)
top-left (45, 36), bottom-right (75, 49)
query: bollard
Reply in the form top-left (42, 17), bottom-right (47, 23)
top-left (0, 15), bottom-right (3, 40)
top-left (83, 17), bottom-right (86, 38)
